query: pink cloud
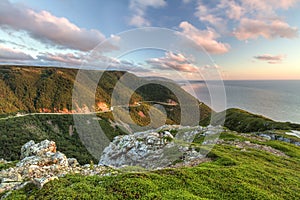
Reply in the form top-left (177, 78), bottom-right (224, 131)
top-left (242, 0), bottom-right (298, 13)
top-left (179, 21), bottom-right (230, 54)
top-left (0, 0), bottom-right (117, 51)
top-left (194, 0), bottom-right (299, 41)
top-left (234, 18), bottom-right (298, 40)
top-left (146, 51), bottom-right (199, 73)
top-left (0, 45), bottom-right (33, 61)
top-left (37, 52), bottom-right (83, 66)
top-left (226, 1), bottom-right (244, 20)
top-left (254, 54), bottom-right (286, 64)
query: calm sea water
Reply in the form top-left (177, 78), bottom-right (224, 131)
top-left (182, 80), bottom-right (300, 123)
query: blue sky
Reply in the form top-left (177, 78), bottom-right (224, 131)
top-left (1, 0), bottom-right (300, 80)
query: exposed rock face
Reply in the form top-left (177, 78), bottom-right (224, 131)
top-left (20, 140), bottom-right (57, 159)
top-left (99, 125), bottom-right (223, 169)
top-left (0, 140), bottom-right (114, 195)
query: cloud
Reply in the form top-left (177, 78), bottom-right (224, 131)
top-left (37, 51), bottom-right (121, 68)
top-left (0, 45), bottom-right (34, 61)
top-left (115, 60), bottom-right (151, 73)
top-left (0, 0), bottom-right (117, 51)
top-left (242, 0), bottom-right (298, 13)
top-left (37, 52), bottom-right (84, 66)
top-left (37, 51), bottom-right (150, 72)
top-left (195, 0), bottom-right (244, 32)
top-left (202, 64), bottom-right (220, 69)
top-left (129, 15), bottom-right (151, 27)
top-left (194, 0), bottom-right (299, 40)
top-left (233, 18), bottom-right (298, 40)
top-left (254, 54), bottom-right (286, 64)
top-left (179, 21), bottom-right (230, 54)
top-left (195, 4), bottom-right (227, 32)
top-left (129, 0), bottom-right (167, 27)
top-left (146, 51), bottom-right (199, 72)
top-left (226, 1), bottom-right (244, 20)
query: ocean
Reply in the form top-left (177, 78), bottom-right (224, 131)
top-left (182, 80), bottom-right (300, 124)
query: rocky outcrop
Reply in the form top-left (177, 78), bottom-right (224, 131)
top-left (20, 140), bottom-right (57, 159)
top-left (99, 125), bottom-right (224, 169)
top-left (0, 125), bottom-right (223, 194)
top-left (257, 133), bottom-right (300, 146)
top-left (0, 140), bottom-right (115, 195)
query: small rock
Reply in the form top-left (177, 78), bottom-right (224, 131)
top-left (259, 134), bottom-right (272, 140)
top-left (33, 176), bottom-right (58, 188)
top-left (68, 158), bottom-right (79, 167)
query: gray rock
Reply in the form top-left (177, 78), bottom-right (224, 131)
top-left (20, 140), bottom-right (56, 159)
top-left (68, 158), bottom-right (79, 167)
top-left (259, 134), bottom-right (272, 140)
top-left (294, 142), bottom-right (300, 146)
top-left (99, 125), bottom-right (222, 169)
top-left (1, 140), bottom-right (112, 195)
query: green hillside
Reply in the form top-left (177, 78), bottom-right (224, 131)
top-left (0, 65), bottom-right (211, 124)
top-left (0, 66), bottom-right (134, 113)
top-left (201, 108), bottom-right (300, 132)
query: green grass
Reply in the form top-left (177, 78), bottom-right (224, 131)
top-left (4, 137), bottom-right (300, 200)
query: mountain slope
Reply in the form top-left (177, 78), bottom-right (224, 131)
top-left (0, 65), bottom-right (211, 123)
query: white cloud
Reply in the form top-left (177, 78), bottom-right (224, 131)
top-left (0, 0), bottom-right (117, 51)
top-left (233, 18), bottom-right (298, 40)
top-left (254, 54), bottom-right (286, 64)
top-left (129, 15), bottom-right (151, 27)
top-left (36, 51), bottom-right (150, 72)
top-left (179, 21), bottom-right (230, 54)
top-left (195, 4), bottom-right (227, 32)
top-left (0, 45), bottom-right (34, 61)
top-left (129, 0), bottom-right (167, 27)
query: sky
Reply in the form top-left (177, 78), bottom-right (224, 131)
top-left (0, 0), bottom-right (300, 80)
